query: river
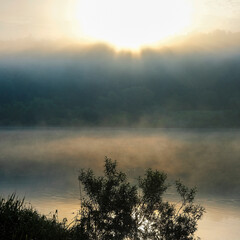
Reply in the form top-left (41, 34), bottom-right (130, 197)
top-left (0, 127), bottom-right (239, 239)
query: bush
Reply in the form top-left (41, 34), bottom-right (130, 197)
top-left (76, 157), bottom-right (205, 240)
top-left (0, 157), bottom-right (205, 240)
top-left (0, 194), bottom-right (70, 240)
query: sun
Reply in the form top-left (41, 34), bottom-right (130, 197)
top-left (75, 0), bottom-right (193, 50)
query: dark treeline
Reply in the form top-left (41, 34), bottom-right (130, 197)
top-left (0, 43), bottom-right (240, 127)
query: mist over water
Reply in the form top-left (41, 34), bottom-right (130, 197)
top-left (1, 35), bottom-right (240, 239)
top-left (1, 128), bottom-right (240, 196)
top-left (1, 1), bottom-right (240, 238)
top-left (0, 127), bottom-right (240, 239)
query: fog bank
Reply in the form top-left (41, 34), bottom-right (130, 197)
top-left (0, 128), bottom-right (239, 197)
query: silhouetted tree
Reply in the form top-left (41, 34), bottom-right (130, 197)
top-left (76, 157), bottom-right (205, 240)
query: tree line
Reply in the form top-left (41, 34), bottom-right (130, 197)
top-left (0, 51), bottom-right (240, 127)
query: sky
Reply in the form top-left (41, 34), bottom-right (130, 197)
top-left (0, 0), bottom-right (240, 49)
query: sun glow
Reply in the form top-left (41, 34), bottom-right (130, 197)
top-left (75, 0), bottom-right (193, 50)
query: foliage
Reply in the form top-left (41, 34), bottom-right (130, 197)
top-left (77, 157), bottom-right (205, 240)
top-left (76, 159), bottom-right (138, 239)
top-left (0, 158), bottom-right (205, 239)
top-left (0, 194), bottom-right (70, 240)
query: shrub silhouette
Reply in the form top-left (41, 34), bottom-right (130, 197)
top-left (0, 158), bottom-right (205, 240)
top-left (76, 157), bottom-right (205, 240)
top-left (0, 194), bottom-right (69, 240)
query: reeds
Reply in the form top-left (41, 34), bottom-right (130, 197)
top-left (0, 194), bottom-right (70, 240)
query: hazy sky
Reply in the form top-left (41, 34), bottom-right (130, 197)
top-left (0, 0), bottom-right (240, 48)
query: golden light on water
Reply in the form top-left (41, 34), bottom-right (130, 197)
top-left (75, 0), bottom-right (193, 50)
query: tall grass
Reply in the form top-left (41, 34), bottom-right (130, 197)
top-left (0, 194), bottom-right (71, 240)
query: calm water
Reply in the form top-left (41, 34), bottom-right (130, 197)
top-left (0, 127), bottom-right (240, 239)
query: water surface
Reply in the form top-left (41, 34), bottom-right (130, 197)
top-left (0, 128), bottom-right (239, 239)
